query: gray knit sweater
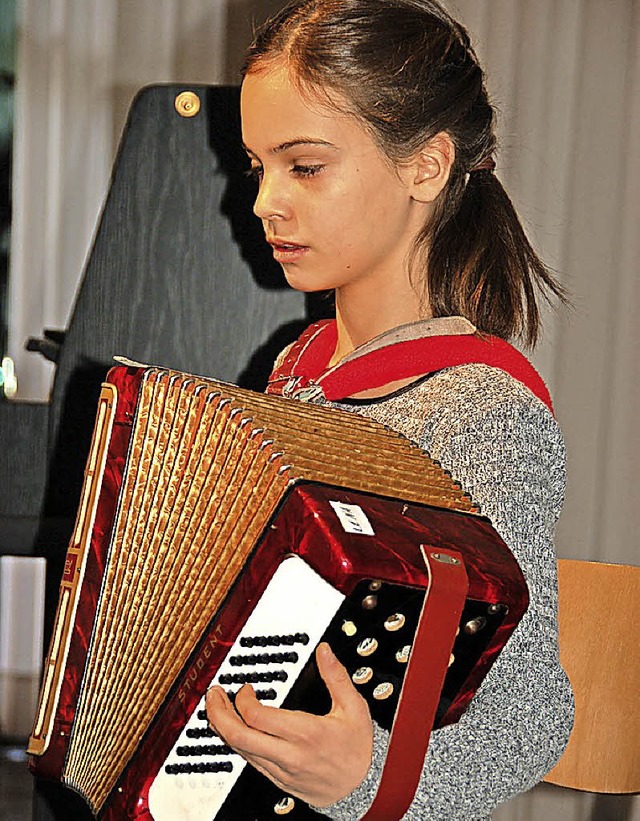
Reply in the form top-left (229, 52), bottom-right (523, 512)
top-left (306, 363), bottom-right (574, 820)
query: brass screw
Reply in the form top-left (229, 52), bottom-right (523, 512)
top-left (175, 91), bottom-right (201, 118)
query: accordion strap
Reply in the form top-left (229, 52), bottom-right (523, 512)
top-left (267, 318), bottom-right (554, 414)
top-left (362, 547), bottom-right (468, 820)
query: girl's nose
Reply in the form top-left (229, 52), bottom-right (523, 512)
top-left (253, 173), bottom-right (288, 222)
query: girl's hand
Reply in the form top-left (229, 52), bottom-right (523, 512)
top-left (205, 642), bottom-right (373, 808)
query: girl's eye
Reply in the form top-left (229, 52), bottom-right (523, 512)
top-left (244, 163), bottom-right (323, 181)
top-left (291, 164), bottom-right (324, 178)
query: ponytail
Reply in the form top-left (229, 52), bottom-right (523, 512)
top-left (423, 169), bottom-right (567, 348)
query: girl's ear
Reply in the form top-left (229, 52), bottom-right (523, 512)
top-left (401, 132), bottom-right (456, 203)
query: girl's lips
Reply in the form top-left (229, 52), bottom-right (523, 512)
top-left (269, 241), bottom-right (309, 263)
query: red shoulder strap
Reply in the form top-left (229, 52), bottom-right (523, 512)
top-left (270, 320), bottom-right (336, 382)
top-left (320, 334), bottom-right (553, 413)
top-left (268, 321), bottom-right (554, 415)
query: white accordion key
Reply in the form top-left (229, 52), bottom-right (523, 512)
top-left (148, 555), bottom-right (345, 821)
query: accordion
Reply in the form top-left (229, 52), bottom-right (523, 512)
top-left (28, 364), bottom-right (528, 820)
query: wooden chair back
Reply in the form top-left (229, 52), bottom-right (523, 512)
top-left (544, 559), bottom-right (640, 793)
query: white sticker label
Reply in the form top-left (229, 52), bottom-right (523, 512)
top-left (329, 501), bottom-right (375, 536)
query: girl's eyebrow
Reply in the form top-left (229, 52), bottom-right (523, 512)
top-left (242, 138), bottom-right (338, 156)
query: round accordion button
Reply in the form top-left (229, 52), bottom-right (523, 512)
top-left (357, 637), bottom-right (379, 657)
top-left (395, 644), bottom-right (411, 664)
top-left (352, 666), bottom-right (373, 685)
top-left (274, 796), bottom-right (296, 815)
top-left (373, 682), bottom-right (394, 700)
top-left (384, 613), bottom-right (406, 631)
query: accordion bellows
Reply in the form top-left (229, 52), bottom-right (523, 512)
top-left (28, 364), bottom-right (508, 818)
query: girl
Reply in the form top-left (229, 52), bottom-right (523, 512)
top-left (206, 1), bottom-right (574, 818)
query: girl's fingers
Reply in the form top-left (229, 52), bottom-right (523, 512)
top-left (315, 642), bottom-right (368, 717)
top-left (205, 685), bottom-right (288, 759)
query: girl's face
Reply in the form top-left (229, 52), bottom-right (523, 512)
top-left (240, 64), bottom-right (429, 297)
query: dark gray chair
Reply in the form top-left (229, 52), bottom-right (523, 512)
top-left (0, 84), bottom-right (329, 820)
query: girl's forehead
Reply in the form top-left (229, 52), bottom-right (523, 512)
top-left (240, 64), bottom-right (359, 152)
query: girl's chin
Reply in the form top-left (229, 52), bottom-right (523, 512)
top-left (282, 267), bottom-right (333, 293)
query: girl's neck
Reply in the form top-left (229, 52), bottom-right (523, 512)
top-left (328, 279), bottom-right (429, 367)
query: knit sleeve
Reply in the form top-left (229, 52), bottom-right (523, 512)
top-left (315, 366), bottom-right (574, 820)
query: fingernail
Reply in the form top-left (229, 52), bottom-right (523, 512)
top-left (207, 686), bottom-right (228, 708)
top-left (318, 642), bottom-right (334, 662)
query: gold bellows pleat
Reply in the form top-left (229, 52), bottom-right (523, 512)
top-left (63, 367), bottom-right (476, 811)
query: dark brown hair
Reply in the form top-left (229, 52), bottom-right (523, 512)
top-left (243, 0), bottom-right (567, 347)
